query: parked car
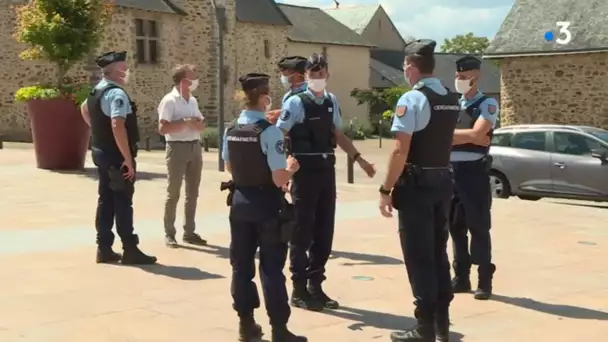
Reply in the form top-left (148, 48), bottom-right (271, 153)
top-left (489, 124), bottom-right (608, 202)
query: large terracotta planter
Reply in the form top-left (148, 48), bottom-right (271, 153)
top-left (27, 98), bottom-right (90, 170)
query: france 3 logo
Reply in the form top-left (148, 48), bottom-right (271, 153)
top-left (544, 22), bottom-right (572, 45)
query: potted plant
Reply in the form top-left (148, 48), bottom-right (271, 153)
top-left (13, 0), bottom-right (113, 170)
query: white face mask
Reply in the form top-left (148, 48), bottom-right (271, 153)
top-left (280, 75), bottom-right (290, 89)
top-left (265, 96), bottom-right (272, 111)
top-left (308, 79), bottom-right (326, 92)
top-left (188, 79), bottom-right (199, 92)
top-left (454, 79), bottom-right (472, 94)
top-left (121, 69), bottom-right (131, 84)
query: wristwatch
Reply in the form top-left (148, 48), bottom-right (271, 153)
top-left (379, 185), bottom-right (391, 196)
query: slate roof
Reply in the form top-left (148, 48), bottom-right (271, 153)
top-left (323, 5), bottom-right (379, 34)
top-left (485, 0), bottom-right (608, 57)
top-left (277, 4), bottom-right (374, 47)
top-left (114, 0), bottom-right (185, 15)
top-left (236, 0), bottom-right (291, 26)
top-left (370, 50), bottom-right (500, 94)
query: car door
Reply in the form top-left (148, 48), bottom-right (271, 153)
top-left (501, 131), bottom-right (554, 194)
top-left (549, 131), bottom-right (608, 198)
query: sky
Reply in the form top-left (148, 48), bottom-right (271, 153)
top-left (276, 0), bottom-right (515, 45)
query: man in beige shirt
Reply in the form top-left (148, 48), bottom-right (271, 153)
top-left (158, 64), bottom-right (207, 247)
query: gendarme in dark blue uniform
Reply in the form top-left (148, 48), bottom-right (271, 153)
top-left (277, 54), bottom-right (343, 312)
top-left (87, 51), bottom-right (156, 265)
top-left (222, 73), bottom-right (306, 342)
top-left (379, 40), bottom-right (459, 342)
top-left (449, 55), bottom-right (498, 300)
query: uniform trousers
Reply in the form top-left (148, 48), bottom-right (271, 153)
top-left (229, 188), bottom-right (291, 326)
top-left (449, 158), bottom-right (493, 274)
top-left (289, 166), bottom-right (336, 288)
top-left (92, 148), bottom-right (138, 247)
top-left (395, 169), bottom-right (454, 322)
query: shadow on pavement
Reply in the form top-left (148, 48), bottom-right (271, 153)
top-left (329, 250), bottom-right (403, 266)
top-left (179, 243), bottom-right (231, 259)
top-left (551, 201), bottom-right (608, 209)
top-left (321, 305), bottom-right (464, 341)
top-left (52, 167), bottom-right (166, 180)
top-left (493, 294), bottom-right (608, 320)
top-left (130, 263), bottom-right (224, 280)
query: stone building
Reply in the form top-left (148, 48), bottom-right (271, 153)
top-left (324, 4), bottom-right (411, 51)
top-left (277, 3), bottom-right (374, 128)
top-left (484, 0), bottom-right (608, 129)
top-left (0, 0), bottom-right (293, 141)
top-left (234, 0), bottom-right (291, 110)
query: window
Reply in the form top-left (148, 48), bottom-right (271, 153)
top-left (135, 19), bottom-right (159, 64)
top-left (581, 127), bottom-right (608, 144)
top-left (511, 131), bottom-right (547, 151)
top-left (553, 132), bottom-right (602, 156)
top-left (491, 133), bottom-right (512, 147)
top-left (263, 40), bottom-right (270, 58)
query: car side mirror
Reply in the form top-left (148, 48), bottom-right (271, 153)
top-left (591, 149), bottom-right (608, 163)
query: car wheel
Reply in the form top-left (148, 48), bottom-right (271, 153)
top-left (517, 195), bottom-right (541, 201)
top-left (489, 170), bottom-right (511, 199)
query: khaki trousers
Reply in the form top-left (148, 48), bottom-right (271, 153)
top-left (163, 140), bottom-right (203, 237)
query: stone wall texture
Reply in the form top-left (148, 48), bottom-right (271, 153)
top-left (361, 7), bottom-right (406, 51)
top-left (0, 0), bottom-right (241, 141)
top-left (232, 22), bottom-right (288, 115)
top-left (287, 42), bottom-right (371, 127)
top-left (500, 53), bottom-right (608, 129)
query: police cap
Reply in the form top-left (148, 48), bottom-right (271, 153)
top-left (278, 56), bottom-right (307, 73)
top-left (238, 73), bottom-right (270, 92)
top-left (305, 53), bottom-right (328, 71)
top-left (404, 39), bottom-right (436, 56)
top-left (455, 55), bottom-right (481, 72)
top-left (95, 51), bottom-right (127, 68)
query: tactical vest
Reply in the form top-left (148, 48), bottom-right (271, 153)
top-left (289, 93), bottom-right (336, 160)
top-left (405, 86), bottom-right (460, 169)
top-left (452, 95), bottom-right (494, 155)
top-left (226, 119), bottom-right (275, 187)
top-left (88, 84), bottom-right (140, 157)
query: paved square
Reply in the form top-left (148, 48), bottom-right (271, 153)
top-left (0, 141), bottom-right (607, 341)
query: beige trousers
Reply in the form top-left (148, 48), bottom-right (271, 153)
top-left (163, 140), bottom-right (203, 237)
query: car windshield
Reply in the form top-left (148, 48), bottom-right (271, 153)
top-left (581, 128), bottom-right (608, 144)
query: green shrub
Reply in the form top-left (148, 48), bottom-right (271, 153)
top-left (15, 84), bottom-right (92, 104)
top-left (343, 123), bottom-right (367, 140)
top-left (202, 126), bottom-right (220, 148)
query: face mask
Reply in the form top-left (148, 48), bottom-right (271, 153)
top-left (280, 75), bottom-right (290, 89)
top-left (455, 79), bottom-right (472, 94)
top-left (121, 69), bottom-right (131, 84)
top-left (308, 79), bottom-right (326, 92)
top-left (403, 68), bottom-right (413, 86)
top-left (188, 79), bottom-right (199, 92)
top-left (265, 96), bottom-right (272, 111)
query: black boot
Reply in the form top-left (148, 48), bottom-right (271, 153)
top-left (451, 262), bottom-right (471, 293)
top-left (121, 238), bottom-right (157, 265)
top-left (271, 325), bottom-right (307, 342)
top-left (474, 264), bottom-right (496, 300)
top-left (290, 284), bottom-right (323, 312)
top-left (390, 325), bottom-right (435, 342)
top-left (435, 308), bottom-right (450, 342)
top-left (238, 315), bottom-right (263, 342)
top-left (308, 284), bottom-right (339, 309)
top-left (96, 247), bottom-right (121, 264)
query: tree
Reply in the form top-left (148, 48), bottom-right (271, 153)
top-left (14, 0), bottom-right (113, 88)
top-left (350, 85), bottom-right (409, 137)
top-left (440, 32), bottom-right (490, 54)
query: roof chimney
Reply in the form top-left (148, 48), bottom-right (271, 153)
top-left (333, 0), bottom-right (340, 8)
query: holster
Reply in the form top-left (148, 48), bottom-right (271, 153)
top-left (482, 155), bottom-right (493, 172)
top-left (278, 198), bottom-right (295, 243)
top-left (220, 180), bottom-right (235, 206)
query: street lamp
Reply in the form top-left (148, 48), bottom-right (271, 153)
top-left (213, 0), bottom-right (227, 171)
